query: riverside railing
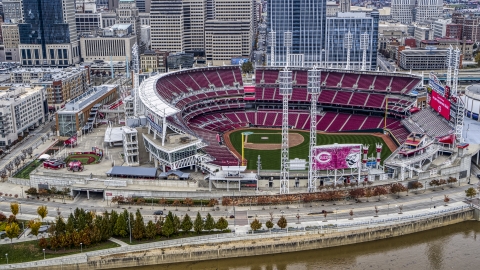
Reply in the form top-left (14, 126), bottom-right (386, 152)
top-left (0, 205), bottom-right (472, 269)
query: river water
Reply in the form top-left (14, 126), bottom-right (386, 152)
top-left (127, 221), bottom-right (479, 270)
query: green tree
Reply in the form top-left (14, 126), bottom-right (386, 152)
top-left (10, 203), bottom-right (19, 216)
top-left (28, 219), bottom-right (42, 239)
top-left (215, 217), bottom-right (229, 231)
top-left (465, 187), bottom-right (477, 199)
top-left (250, 218), bottom-right (262, 232)
top-left (99, 215), bottom-right (111, 241)
top-left (132, 209), bottom-right (146, 240)
top-left (109, 210), bottom-right (118, 233)
top-left (114, 212), bottom-right (128, 237)
top-left (37, 205), bottom-right (48, 221)
top-left (162, 215), bottom-right (175, 238)
top-left (55, 216), bottom-right (66, 236)
top-left (173, 215), bottom-right (181, 235)
top-left (204, 213), bottom-right (215, 232)
top-left (145, 220), bottom-right (156, 239)
top-left (181, 214), bottom-right (193, 233)
top-left (155, 218), bottom-right (164, 236)
top-left (5, 222), bottom-right (20, 243)
top-left (193, 212), bottom-right (204, 234)
top-left (241, 61), bottom-right (254, 74)
top-left (265, 220), bottom-right (274, 231)
top-left (277, 216), bottom-right (287, 229)
top-left (66, 214), bottom-right (75, 234)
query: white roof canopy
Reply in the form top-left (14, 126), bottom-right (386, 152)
top-left (221, 166), bottom-right (247, 172)
top-left (139, 74), bottom-right (180, 118)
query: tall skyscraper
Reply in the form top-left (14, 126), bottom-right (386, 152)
top-left (18, 0), bottom-right (79, 67)
top-left (339, 0), bottom-right (351, 12)
top-left (116, 0), bottom-right (142, 51)
top-left (391, 0), bottom-right (443, 24)
top-left (324, 11), bottom-right (379, 70)
top-left (150, 0), bottom-right (184, 53)
top-left (267, 0), bottom-right (326, 67)
top-left (415, 0), bottom-right (443, 23)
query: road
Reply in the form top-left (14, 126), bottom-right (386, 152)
top-left (0, 121), bottom-right (54, 171)
top-left (1, 181), bottom-right (477, 225)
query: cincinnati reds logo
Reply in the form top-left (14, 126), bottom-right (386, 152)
top-left (315, 152), bottom-right (332, 163)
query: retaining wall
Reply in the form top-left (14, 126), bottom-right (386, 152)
top-left (16, 209), bottom-right (475, 270)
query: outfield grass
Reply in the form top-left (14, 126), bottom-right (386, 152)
top-left (65, 154), bottom-right (100, 165)
top-left (246, 133), bottom-right (283, 144)
top-left (230, 129), bottom-right (393, 170)
top-left (13, 160), bottom-right (42, 179)
top-left (0, 240), bottom-right (119, 264)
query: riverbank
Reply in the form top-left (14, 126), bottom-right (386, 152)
top-left (4, 204), bottom-right (477, 270)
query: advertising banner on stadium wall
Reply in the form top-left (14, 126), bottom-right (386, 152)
top-left (430, 90), bottom-right (451, 120)
top-left (312, 144), bottom-right (361, 170)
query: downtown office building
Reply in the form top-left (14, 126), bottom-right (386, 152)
top-left (18, 0), bottom-right (80, 67)
top-left (267, 0), bottom-right (378, 70)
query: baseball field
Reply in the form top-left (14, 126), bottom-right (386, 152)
top-left (226, 128), bottom-right (394, 170)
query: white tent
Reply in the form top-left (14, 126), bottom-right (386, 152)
top-left (38, 154), bottom-right (51, 160)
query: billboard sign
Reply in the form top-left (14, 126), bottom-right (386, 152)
top-left (231, 58), bottom-right (249, 65)
top-left (430, 90), bottom-right (451, 120)
top-left (312, 144), bottom-right (362, 170)
top-left (429, 72), bottom-right (444, 95)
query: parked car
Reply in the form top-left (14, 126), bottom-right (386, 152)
top-left (153, 210), bottom-right (164, 215)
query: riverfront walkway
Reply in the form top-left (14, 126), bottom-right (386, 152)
top-left (0, 201), bottom-right (475, 269)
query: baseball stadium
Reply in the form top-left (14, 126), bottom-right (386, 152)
top-left (137, 63), bottom-right (477, 192)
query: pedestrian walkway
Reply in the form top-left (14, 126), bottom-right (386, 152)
top-left (108, 237), bottom-right (129, 247)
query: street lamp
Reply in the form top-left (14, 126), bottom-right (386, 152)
top-left (430, 196), bottom-right (433, 209)
top-left (127, 215), bottom-right (132, 244)
top-left (80, 243), bottom-right (83, 253)
top-left (43, 249), bottom-right (45, 260)
top-left (5, 253), bottom-right (7, 264)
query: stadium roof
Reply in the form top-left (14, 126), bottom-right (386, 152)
top-left (159, 170), bottom-right (190, 179)
top-left (106, 166), bottom-right (158, 178)
top-left (139, 74), bottom-right (179, 118)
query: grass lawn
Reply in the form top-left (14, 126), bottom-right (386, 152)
top-left (0, 240), bottom-right (120, 265)
top-left (230, 129), bottom-right (393, 170)
top-left (246, 133), bottom-right (283, 144)
top-left (116, 230), bottom-right (232, 245)
top-left (13, 160), bottom-right (42, 179)
top-left (65, 154), bottom-right (100, 165)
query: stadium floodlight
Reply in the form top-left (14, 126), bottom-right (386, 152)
top-left (307, 67), bottom-right (321, 192)
top-left (360, 32), bottom-right (369, 71)
top-left (344, 31), bottom-right (353, 70)
top-left (279, 67), bottom-right (292, 194)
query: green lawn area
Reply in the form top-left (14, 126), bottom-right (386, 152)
top-left (0, 240), bottom-right (119, 265)
top-left (65, 154), bottom-right (100, 165)
top-left (13, 160), bottom-right (42, 179)
top-left (246, 133), bottom-right (283, 144)
top-left (230, 129), bottom-right (393, 170)
top-left (116, 230), bottom-right (232, 245)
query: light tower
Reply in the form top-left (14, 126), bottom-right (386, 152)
top-left (269, 31), bottom-right (276, 66)
top-left (307, 67), bottom-right (321, 192)
top-left (284, 31), bottom-right (292, 67)
top-left (279, 67), bottom-right (292, 194)
top-left (344, 31), bottom-right (353, 70)
top-left (375, 143), bottom-right (382, 169)
top-left (362, 145), bottom-right (369, 170)
top-left (446, 45), bottom-right (453, 88)
top-left (132, 43), bottom-right (140, 116)
top-left (452, 46), bottom-right (464, 143)
top-left (360, 32), bottom-right (369, 71)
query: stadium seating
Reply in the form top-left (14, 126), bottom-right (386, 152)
top-left (341, 74), bottom-right (359, 89)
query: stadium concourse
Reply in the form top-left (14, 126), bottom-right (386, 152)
top-left (137, 65), bottom-right (479, 191)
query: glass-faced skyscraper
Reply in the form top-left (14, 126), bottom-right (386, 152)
top-left (18, 0), bottom-right (79, 67)
top-left (267, 0), bottom-right (326, 67)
